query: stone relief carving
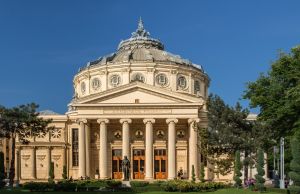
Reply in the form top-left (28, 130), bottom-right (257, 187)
top-left (114, 130), bottom-right (122, 139)
top-left (156, 130), bottom-right (165, 139)
top-left (51, 128), bottom-right (62, 139)
top-left (177, 130), bottom-right (185, 138)
top-left (135, 130), bottom-right (144, 139)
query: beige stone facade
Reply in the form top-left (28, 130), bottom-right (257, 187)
top-left (1, 19), bottom-right (218, 182)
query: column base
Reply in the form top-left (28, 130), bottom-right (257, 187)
top-left (99, 176), bottom-right (109, 180)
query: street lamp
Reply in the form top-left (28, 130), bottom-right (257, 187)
top-left (280, 137), bottom-right (285, 189)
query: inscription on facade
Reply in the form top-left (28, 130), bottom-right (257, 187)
top-left (103, 109), bottom-right (172, 114)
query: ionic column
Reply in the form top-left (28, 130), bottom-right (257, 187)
top-left (120, 119), bottom-right (132, 159)
top-left (85, 123), bottom-right (91, 178)
top-left (188, 118), bottom-right (200, 180)
top-left (143, 119), bottom-right (155, 180)
top-left (166, 118), bottom-right (178, 180)
top-left (78, 119), bottom-right (87, 178)
top-left (97, 119), bottom-right (109, 179)
top-left (31, 147), bottom-right (36, 179)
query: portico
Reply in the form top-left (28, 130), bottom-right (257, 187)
top-left (74, 116), bottom-right (200, 180)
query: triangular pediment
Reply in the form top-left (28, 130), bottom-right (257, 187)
top-left (73, 82), bottom-right (203, 105)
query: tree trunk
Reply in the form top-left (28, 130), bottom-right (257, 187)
top-left (9, 134), bottom-right (15, 187)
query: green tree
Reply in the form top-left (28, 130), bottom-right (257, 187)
top-left (288, 132), bottom-right (300, 194)
top-left (255, 149), bottom-right (265, 192)
top-left (205, 94), bottom-right (265, 181)
top-left (62, 165), bottom-right (67, 180)
top-left (48, 161), bottom-right (55, 183)
top-left (0, 103), bottom-right (53, 187)
top-left (244, 46), bottom-right (300, 140)
top-left (233, 151), bottom-right (242, 188)
top-left (200, 162), bottom-right (205, 182)
top-left (191, 165), bottom-right (196, 182)
top-left (0, 151), bottom-right (5, 188)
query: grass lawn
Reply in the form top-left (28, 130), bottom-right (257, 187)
top-left (0, 188), bottom-right (283, 194)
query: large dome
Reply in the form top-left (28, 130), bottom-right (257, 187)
top-left (80, 18), bottom-right (204, 71)
top-left (73, 18), bottom-right (209, 101)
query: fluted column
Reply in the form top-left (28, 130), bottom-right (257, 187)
top-left (85, 123), bottom-right (91, 178)
top-left (166, 118), bottom-right (178, 180)
top-left (78, 119), bottom-right (87, 178)
top-left (143, 119), bottom-right (155, 180)
top-left (97, 119), bottom-right (109, 179)
top-left (188, 118), bottom-right (200, 180)
top-left (120, 119), bottom-right (132, 159)
top-left (31, 147), bottom-right (36, 179)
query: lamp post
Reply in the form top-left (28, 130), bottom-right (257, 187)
top-left (280, 137), bottom-right (285, 189)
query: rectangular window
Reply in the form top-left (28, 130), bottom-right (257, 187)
top-left (72, 128), bottom-right (79, 167)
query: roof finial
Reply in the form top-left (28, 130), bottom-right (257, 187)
top-left (131, 17), bottom-right (150, 38)
top-left (138, 16), bottom-right (144, 31)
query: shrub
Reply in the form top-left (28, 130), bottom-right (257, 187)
top-left (162, 180), bottom-right (227, 192)
top-left (106, 179), bottom-right (122, 189)
top-left (54, 181), bottom-right (77, 191)
top-left (23, 182), bottom-right (54, 192)
top-left (130, 181), bottom-right (149, 187)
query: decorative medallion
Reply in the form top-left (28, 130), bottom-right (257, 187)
top-left (37, 131), bottom-right (46, 138)
top-left (156, 73), bottom-right (168, 86)
top-left (20, 130), bottom-right (31, 138)
top-left (131, 73), bottom-right (145, 83)
top-left (51, 128), bottom-right (62, 139)
top-left (177, 130), bottom-right (185, 138)
top-left (110, 74), bottom-right (121, 87)
top-left (156, 130), bottom-right (165, 138)
top-left (114, 130), bottom-right (122, 139)
top-left (92, 78), bottom-right (101, 90)
top-left (81, 82), bottom-right (86, 94)
top-left (177, 75), bottom-right (187, 89)
top-left (135, 130), bottom-right (144, 139)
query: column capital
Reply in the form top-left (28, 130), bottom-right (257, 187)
top-left (143, 118), bottom-right (155, 124)
top-left (76, 118), bottom-right (87, 124)
top-left (120, 118), bottom-right (132, 124)
top-left (166, 118), bottom-right (178, 124)
top-left (97, 119), bottom-right (109, 124)
top-left (188, 118), bottom-right (200, 124)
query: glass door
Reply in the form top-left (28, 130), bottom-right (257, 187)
top-left (112, 149), bottom-right (122, 179)
top-left (133, 149), bottom-right (145, 179)
top-left (154, 149), bottom-right (167, 179)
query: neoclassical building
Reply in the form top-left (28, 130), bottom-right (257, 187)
top-left (1, 19), bottom-right (214, 182)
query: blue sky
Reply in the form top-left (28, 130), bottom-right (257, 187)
top-left (0, 0), bottom-right (299, 114)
